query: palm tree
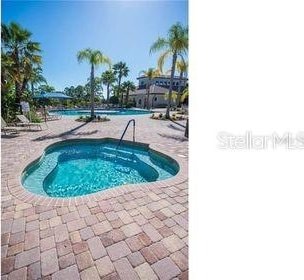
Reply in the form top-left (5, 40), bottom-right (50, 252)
top-left (77, 48), bottom-right (111, 118)
top-left (1, 22), bottom-right (43, 107)
top-left (113, 62), bottom-right (129, 107)
top-left (176, 59), bottom-right (188, 106)
top-left (121, 81), bottom-right (136, 106)
top-left (166, 59), bottom-right (188, 107)
top-left (101, 70), bottom-right (116, 107)
top-left (29, 66), bottom-right (46, 96)
top-left (180, 86), bottom-right (189, 138)
top-left (1, 52), bottom-right (14, 93)
top-left (150, 22), bottom-right (188, 118)
top-left (164, 90), bottom-right (178, 104)
top-left (139, 68), bottom-right (161, 109)
top-left (180, 85), bottom-right (189, 104)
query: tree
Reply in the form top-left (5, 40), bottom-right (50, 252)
top-left (175, 59), bottom-right (188, 107)
top-left (185, 118), bottom-right (188, 138)
top-left (112, 85), bottom-right (120, 99)
top-left (139, 68), bottom-right (160, 109)
top-left (180, 85), bottom-right (188, 104)
top-left (64, 85), bottom-right (89, 107)
top-left (109, 95), bottom-right (119, 105)
top-left (101, 70), bottom-right (116, 106)
top-left (1, 53), bottom-right (15, 119)
top-left (1, 22), bottom-right (43, 110)
top-left (166, 59), bottom-right (188, 106)
top-left (74, 85), bottom-right (86, 99)
top-left (121, 81), bottom-right (136, 106)
top-left (38, 84), bottom-right (55, 93)
top-left (181, 86), bottom-right (189, 138)
top-left (85, 77), bottom-right (103, 104)
top-left (113, 62), bottom-right (129, 107)
top-left (29, 66), bottom-right (47, 96)
top-left (164, 90), bottom-right (178, 103)
top-left (1, 53), bottom-right (14, 93)
top-left (77, 48), bottom-right (111, 118)
top-left (150, 22), bottom-right (188, 118)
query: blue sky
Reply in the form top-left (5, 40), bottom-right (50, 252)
top-left (2, 0), bottom-right (188, 92)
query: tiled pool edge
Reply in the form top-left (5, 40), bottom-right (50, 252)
top-left (7, 138), bottom-right (188, 206)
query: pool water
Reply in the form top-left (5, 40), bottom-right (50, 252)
top-left (22, 139), bottom-right (179, 197)
top-left (49, 108), bottom-right (152, 117)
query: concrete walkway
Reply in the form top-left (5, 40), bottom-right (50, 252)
top-left (1, 115), bottom-right (188, 280)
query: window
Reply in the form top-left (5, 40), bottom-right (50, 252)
top-left (155, 81), bottom-right (159, 85)
top-left (138, 99), bottom-right (142, 105)
top-left (176, 81), bottom-right (179, 86)
top-left (154, 97), bottom-right (157, 101)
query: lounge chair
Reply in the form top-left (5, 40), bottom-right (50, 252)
top-left (16, 115), bottom-right (43, 130)
top-left (1, 117), bottom-right (20, 135)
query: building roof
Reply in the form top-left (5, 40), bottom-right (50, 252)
top-left (129, 85), bottom-right (177, 96)
top-left (137, 75), bottom-right (188, 80)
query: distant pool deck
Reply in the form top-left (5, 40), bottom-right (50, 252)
top-left (1, 114), bottom-right (188, 279)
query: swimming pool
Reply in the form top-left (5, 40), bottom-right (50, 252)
top-left (22, 139), bottom-right (179, 198)
top-left (49, 108), bottom-right (152, 117)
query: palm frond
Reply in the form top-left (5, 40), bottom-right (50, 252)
top-left (140, 68), bottom-right (161, 80)
top-left (164, 90), bottom-right (178, 102)
top-left (113, 62), bottom-right (129, 78)
top-left (101, 55), bottom-right (112, 68)
top-left (149, 37), bottom-right (168, 54)
top-left (157, 50), bottom-right (171, 73)
top-left (176, 58), bottom-right (188, 74)
top-left (180, 87), bottom-right (189, 102)
top-left (77, 48), bottom-right (92, 63)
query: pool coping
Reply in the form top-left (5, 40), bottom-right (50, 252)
top-left (7, 137), bottom-right (188, 206)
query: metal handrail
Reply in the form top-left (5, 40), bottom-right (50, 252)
top-left (116, 119), bottom-right (136, 150)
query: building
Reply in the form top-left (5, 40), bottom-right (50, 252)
top-left (129, 75), bottom-right (188, 108)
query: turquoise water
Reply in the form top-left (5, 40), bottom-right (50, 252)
top-left (22, 139), bottom-right (179, 198)
top-left (49, 108), bottom-right (152, 117)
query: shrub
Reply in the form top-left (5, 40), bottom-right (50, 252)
top-left (27, 111), bottom-right (42, 123)
top-left (126, 101), bottom-right (135, 108)
top-left (109, 95), bottom-right (119, 105)
top-left (76, 115), bottom-right (110, 122)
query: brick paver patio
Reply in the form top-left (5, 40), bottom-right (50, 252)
top-left (1, 115), bottom-right (188, 279)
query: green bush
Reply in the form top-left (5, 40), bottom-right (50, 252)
top-left (109, 95), bottom-right (119, 105)
top-left (125, 101), bottom-right (135, 108)
top-left (26, 111), bottom-right (42, 123)
top-left (76, 115), bottom-right (110, 122)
